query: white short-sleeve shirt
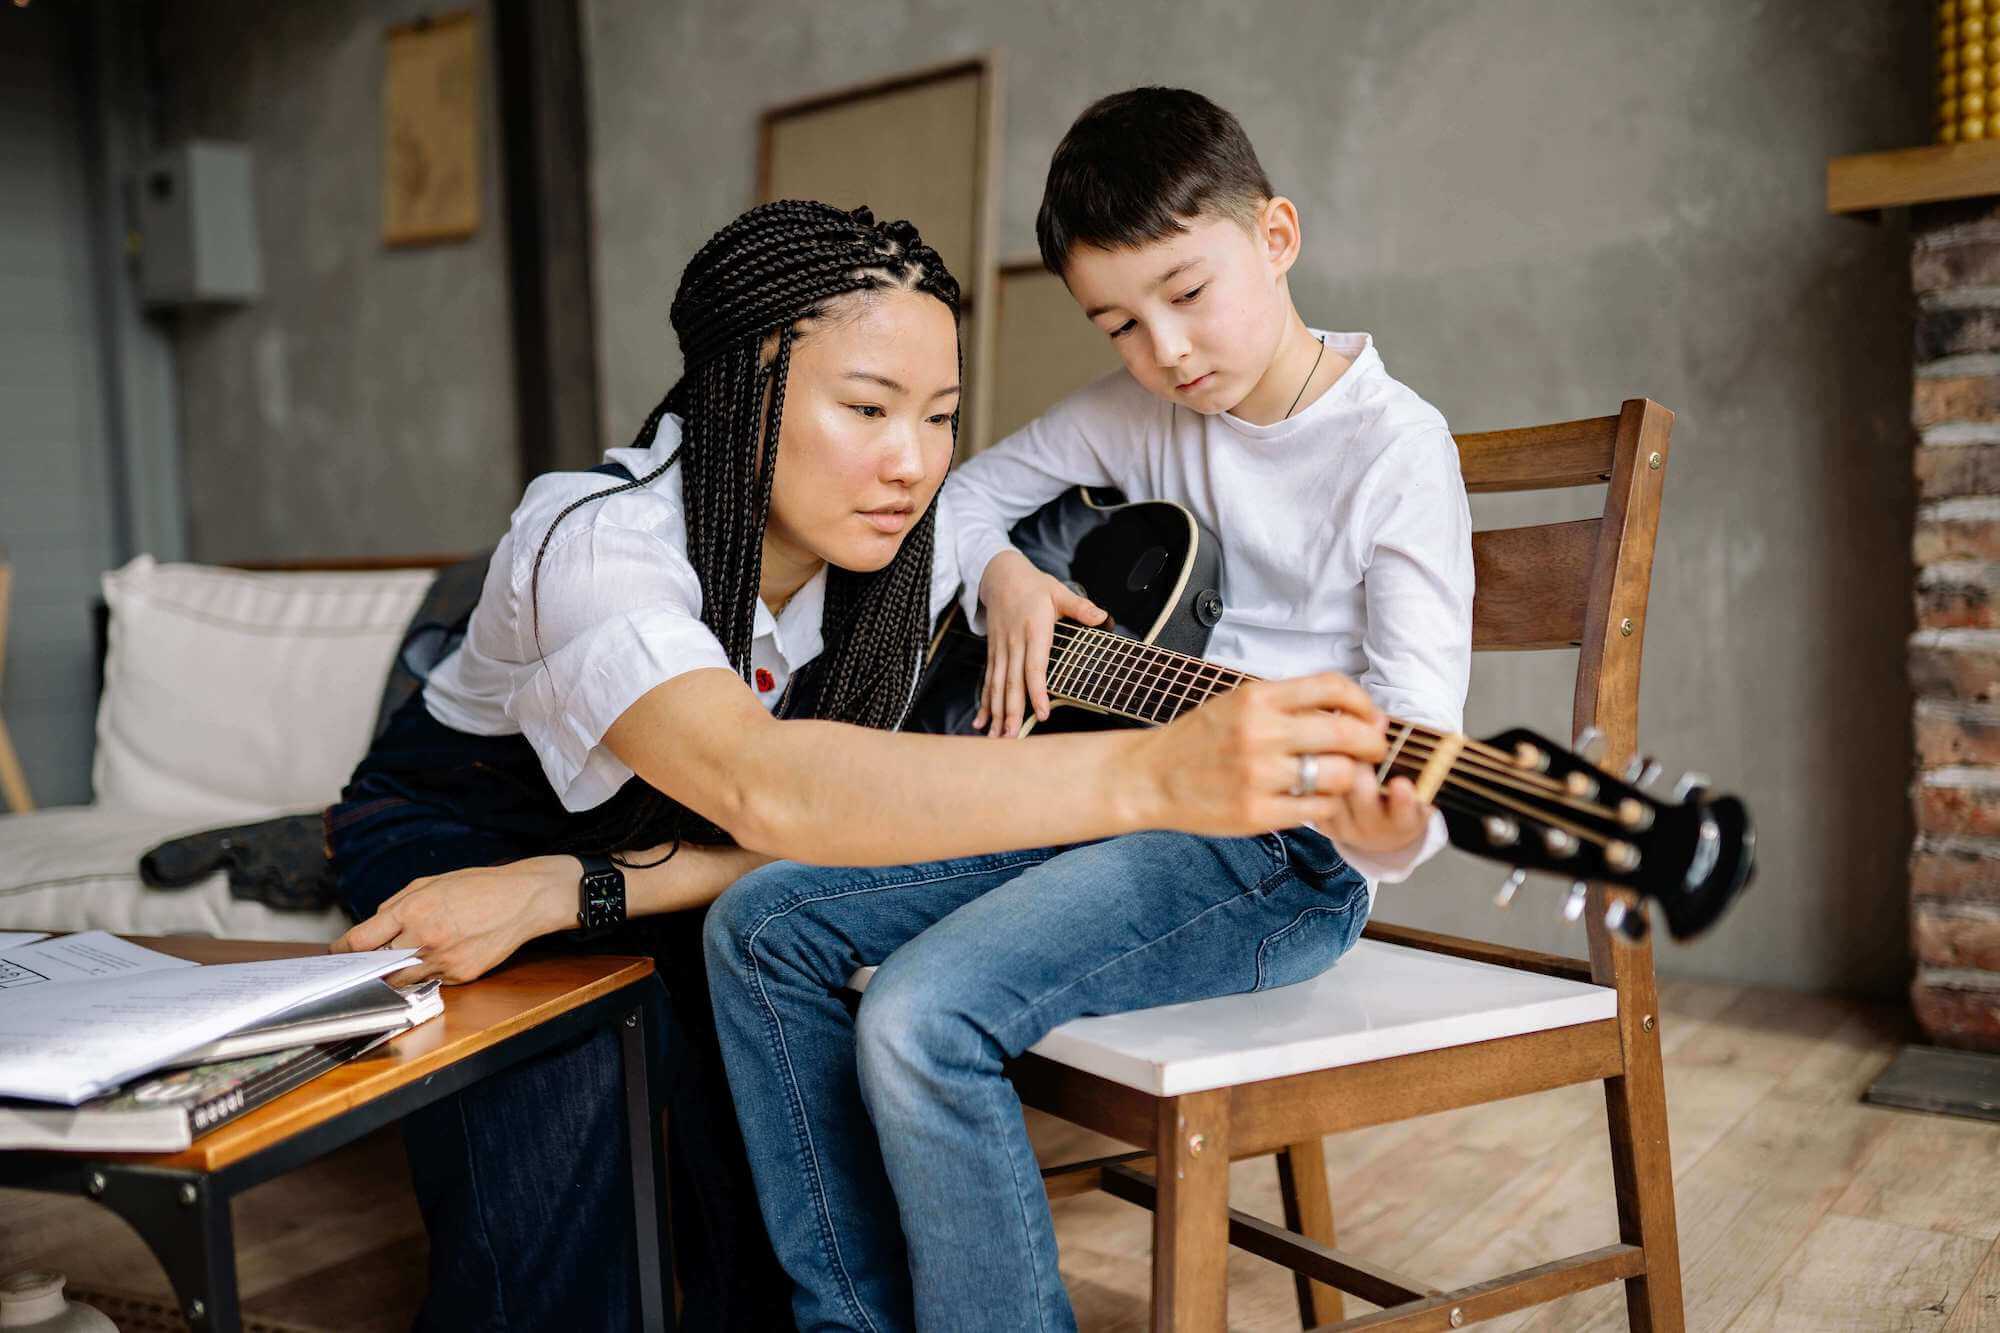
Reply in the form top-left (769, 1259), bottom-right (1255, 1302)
top-left (423, 414), bottom-right (965, 812)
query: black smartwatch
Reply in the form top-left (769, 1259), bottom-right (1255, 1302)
top-left (575, 853), bottom-right (628, 936)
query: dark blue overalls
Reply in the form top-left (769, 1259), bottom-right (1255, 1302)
top-left (325, 463), bottom-right (790, 1332)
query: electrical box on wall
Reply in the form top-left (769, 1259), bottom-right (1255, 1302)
top-left (136, 142), bottom-right (262, 306)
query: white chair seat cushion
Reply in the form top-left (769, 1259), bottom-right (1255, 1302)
top-left (850, 938), bottom-right (1617, 1096)
top-left (0, 806), bottom-right (347, 943)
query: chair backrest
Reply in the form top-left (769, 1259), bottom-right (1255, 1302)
top-left (1452, 398), bottom-right (1674, 977)
top-left (1456, 398), bottom-right (1671, 767)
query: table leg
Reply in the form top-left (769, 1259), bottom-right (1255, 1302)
top-left (621, 1004), bottom-right (668, 1333)
top-left (83, 1167), bottom-right (241, 1332)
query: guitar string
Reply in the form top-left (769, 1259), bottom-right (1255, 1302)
top-left (1033, 622), bottom-right (1534, 771)
top-left (938, 619), bottom-right (1627, 824)
top-left (1039, 622), bottom-right (1609, 814)
top-left (1045, 623), bottom-right (1565, 781)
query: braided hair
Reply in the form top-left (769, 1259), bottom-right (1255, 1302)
top-left (532, 201), bottom-right (962, 860)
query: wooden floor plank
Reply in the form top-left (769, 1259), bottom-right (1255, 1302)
top-left (1726, 1213), bottom-right (1988, 1331)
top-left (1945, 1237), bottom-right (2000, 1332)
top-left (1830, 1108), bottom-right (2000, 1242)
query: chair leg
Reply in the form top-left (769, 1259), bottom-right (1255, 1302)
top-left (1601, 980), bottom-right (1685, 1329)
top-left (1152, 1088), bottom-right (1231, 1332)
top-left (1274, 1138), bottom-right (1344, 1327)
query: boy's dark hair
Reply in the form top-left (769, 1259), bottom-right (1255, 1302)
top-left (1036, 87), bottom-right (1274, 277)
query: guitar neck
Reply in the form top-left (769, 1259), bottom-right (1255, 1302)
top-left (1047, 623), bottom-right (1466, 801)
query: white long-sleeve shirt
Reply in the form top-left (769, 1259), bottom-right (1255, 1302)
top-left (945, 331), bottom-right (1474, 886)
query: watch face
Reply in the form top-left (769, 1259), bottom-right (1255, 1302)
top-left (580, 865), bottom-right (625, 931)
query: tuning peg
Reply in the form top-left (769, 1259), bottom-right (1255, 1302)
top-left (1624, 755), bottom-right (1663, 787)
top-left (1513, 741), bottom-right (1549, 773)
top-left (1672, 771), bottom-right (1711, 803)
top-left (1542, 827), bottom-right (1579, 858)
top-left (1572, 726), bottom-right (1605, 761)
top-left (1482, 815), bottom-right (1520, 848)
top-left (1605, 840), bottom-right (1641, 873)
top-left (1562, 881), bottom-right (1588, 922)
top-left (1604, 899), bottom-right (1651, 941)
top-left (1494, 867), bottom-right (1526, 908)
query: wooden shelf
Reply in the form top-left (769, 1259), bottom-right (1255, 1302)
top-left (1829, 139), bottom-right (2000, 215)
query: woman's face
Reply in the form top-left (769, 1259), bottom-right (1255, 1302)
top-left (765, 287), bottom-right (961, 576)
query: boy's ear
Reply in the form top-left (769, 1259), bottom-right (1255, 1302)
top-left (1258, 196), bottom-right (1304, 279)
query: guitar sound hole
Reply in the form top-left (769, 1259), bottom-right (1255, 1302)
top-left (1127, 546), bottom-right (1169, 592)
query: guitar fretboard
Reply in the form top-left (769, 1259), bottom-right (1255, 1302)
top-left (1045, 624), bottom-right (1480, 807)
top-left (1047, 623), bottom-right (1252, 725)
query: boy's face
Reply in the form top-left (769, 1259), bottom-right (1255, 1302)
top-left (1062, 200), bottom-right (1299, 417)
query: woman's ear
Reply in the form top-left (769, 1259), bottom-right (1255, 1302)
top-left (1259, 196), bottom-right (1304, 279)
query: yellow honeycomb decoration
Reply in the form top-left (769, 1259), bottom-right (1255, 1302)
top-left (1940, 0), bottom-right (2000, 142)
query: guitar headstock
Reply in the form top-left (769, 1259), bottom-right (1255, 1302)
top-left (1433, 727), bottom-right (1755, 941)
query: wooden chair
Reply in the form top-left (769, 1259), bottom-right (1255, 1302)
top-left (0, 564), bottom-right (35, 813)
top-left (1010, 398), bottom-right (1684, 1329)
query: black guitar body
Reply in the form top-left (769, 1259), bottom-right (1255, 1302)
top-left (906, 488), bottom-right (1225, 736)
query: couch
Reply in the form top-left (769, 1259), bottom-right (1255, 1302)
top-left (0, 555), bottom-right (462, 942)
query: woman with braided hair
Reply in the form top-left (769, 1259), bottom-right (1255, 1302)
top-left (325, 200), bottom-right (1384, 1330)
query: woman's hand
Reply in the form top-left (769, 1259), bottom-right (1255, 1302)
top-left (974, 549), bottom-right (1107, 737)
top-left (1124, 672), bottom-right (1393, 837)
top-left (329, 855), bottom-right (580, 985)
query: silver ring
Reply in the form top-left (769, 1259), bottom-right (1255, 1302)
top-left (1291, 753), bottom-right (1319, 798)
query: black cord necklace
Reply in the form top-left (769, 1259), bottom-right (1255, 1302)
top-left (1284, 335), bottom-right (1328, 420)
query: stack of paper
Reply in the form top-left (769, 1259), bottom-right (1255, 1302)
top-left (0, 933), bottom-right (444, 1148)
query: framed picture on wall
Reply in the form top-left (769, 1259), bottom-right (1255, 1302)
top-left (757, 56), bottom-right (1002, 454)
top-left (383, 11), bottom-right (481, 247)
top-left (987, 256), bottom-right (1122, 447)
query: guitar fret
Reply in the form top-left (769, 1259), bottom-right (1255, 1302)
top-left (1378, 721), bottom-right (1415, 784)
top-left (1156, 647), bottom-right (1206, 721)
top-left (1046, 633), bottom-right (1079, 704)
top-left (1127, 643), bottom-right (1170, 722)
top-left (1064, 630), bottom-right (1099, 707)
top-left (1093, 633), bottom-right (1129, 715)
top-left (1081, 631), bottom-right (1119, 710)
top-left (1106, 636), bottom-right (1148, 717)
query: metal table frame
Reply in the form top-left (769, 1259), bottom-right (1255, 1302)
top-left (0, 977), bottom-right (667, 1333)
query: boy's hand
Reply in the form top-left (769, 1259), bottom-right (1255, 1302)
top-left (1322, 767), bottom-right (1433, 857)
top-left (974, 549), bottom-right (1108, 737)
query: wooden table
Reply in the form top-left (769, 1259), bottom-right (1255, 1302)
top-left (0, 938), bottom-right (666, 1333)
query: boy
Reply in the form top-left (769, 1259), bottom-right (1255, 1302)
top-left (703, 86), bottom-right (1473, 1332)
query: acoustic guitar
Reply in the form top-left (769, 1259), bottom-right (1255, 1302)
top-left (907, 489), bottom-right (1754, 941)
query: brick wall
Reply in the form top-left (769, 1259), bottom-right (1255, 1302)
top-left (1911, 199), bottom-right (2000, 1050)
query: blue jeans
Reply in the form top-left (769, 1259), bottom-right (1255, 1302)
top-left (702, 828), bottom-right (1370, 1333)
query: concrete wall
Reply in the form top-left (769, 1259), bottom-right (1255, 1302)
top-left (157, 0), bottom-right (520, 562)
top-left (0, 2), bottom-right (124, 806)
top-left (584, 0), bottom-right (1928, 995)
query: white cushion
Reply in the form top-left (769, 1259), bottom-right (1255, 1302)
top-left (850, 939), bottom-right (1618, 1096)
top-left (0, 805), bottom-right (346, 942)
top-left (92, 556), bottom-right (435, 821)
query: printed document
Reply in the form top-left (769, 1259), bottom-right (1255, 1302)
top-left (0, 949), bottom-right (420, 1104)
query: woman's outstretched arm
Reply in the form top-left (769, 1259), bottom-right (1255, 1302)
top-left (604, 666), bottom-right (1390, 866)
top-left (332, 841), bottom-right (768, 983)
top-left (334, 667), bottom-right (1393, 982)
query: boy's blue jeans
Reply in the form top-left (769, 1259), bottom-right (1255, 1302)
top-left (702, 827), bottom-right (1371, 1333)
